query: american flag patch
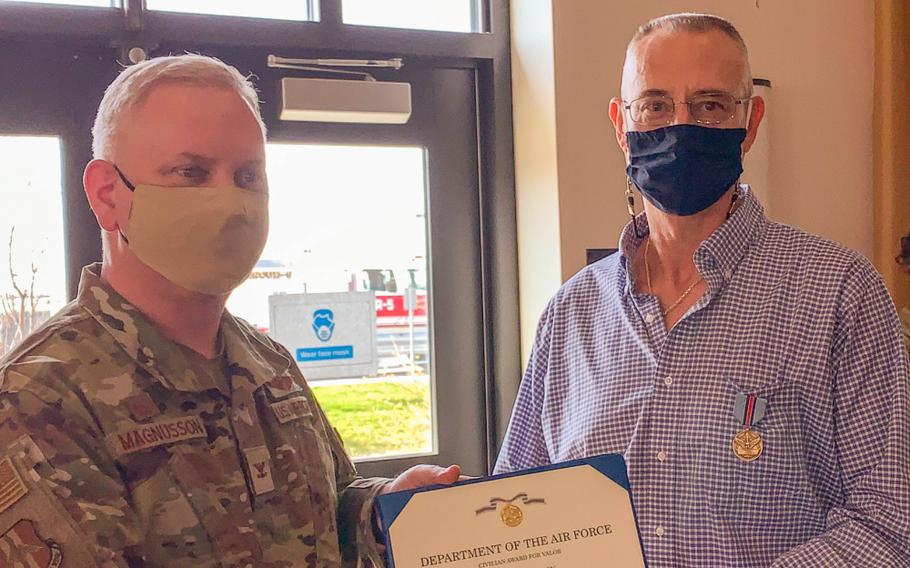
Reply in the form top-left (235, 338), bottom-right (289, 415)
top-left (0, 457), bottom-right (27, 515)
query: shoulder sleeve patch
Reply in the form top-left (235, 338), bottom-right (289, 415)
top-left (0, 518), bottom-right (63, 567)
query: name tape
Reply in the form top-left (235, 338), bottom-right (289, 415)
top-left (107, 415), bottom-right (207, 457)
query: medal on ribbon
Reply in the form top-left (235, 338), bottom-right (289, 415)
top-left (732, 393), bottom-right (767, 462)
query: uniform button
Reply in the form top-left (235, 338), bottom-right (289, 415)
top-left (663, 376), bottom-right (673, 386)
top-left (655, 526), bottom-right (665, 537)
top-left (645, 313), bottom-right (656, 324)
top-left (657, 451), bottom-right (667, 462)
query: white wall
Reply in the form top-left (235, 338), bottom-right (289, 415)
top-left (513, 0), bottom-right (875, 361)
top-left (511, 0), bottom-right (562, 360)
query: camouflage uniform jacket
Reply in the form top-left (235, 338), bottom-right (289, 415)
top-left (0, 264), bottom-right (389, 567)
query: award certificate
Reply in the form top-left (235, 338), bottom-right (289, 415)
top-left (375, 454), bottom-right (646, 568)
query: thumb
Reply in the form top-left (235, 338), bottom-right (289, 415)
top-left (387, 464), bottom-right (463, 493)
top-left (434, 464), bottom-right (461, 485)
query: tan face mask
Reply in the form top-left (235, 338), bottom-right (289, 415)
top-left (114, 166), bottom-right (269, 296)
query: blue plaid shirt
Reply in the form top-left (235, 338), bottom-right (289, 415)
top-left (495, 189), bottom-right (910, 567)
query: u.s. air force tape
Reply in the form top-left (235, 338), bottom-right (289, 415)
top-left (270, 397), bottom-right (312, 424)
top-left (106, 415), bottom-right (207, 457)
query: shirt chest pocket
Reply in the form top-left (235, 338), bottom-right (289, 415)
top-left (696, 378), bottom-right (810, 522)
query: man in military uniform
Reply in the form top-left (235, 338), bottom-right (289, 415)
top-left (0, 54), bottom-right (459, 567)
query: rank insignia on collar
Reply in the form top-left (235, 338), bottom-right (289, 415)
top-left (265, 375), bottom-right (302, 399)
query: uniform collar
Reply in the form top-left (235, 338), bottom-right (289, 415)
top-left (77, 263), bottom-right (294, 392)
top-left (618, 186), bottom-right (769, 295)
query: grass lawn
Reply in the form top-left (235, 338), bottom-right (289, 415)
top-left (311, 378), bottom-right (432, 459)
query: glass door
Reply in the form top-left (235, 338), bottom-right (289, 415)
top-left (0, 37), bottom-right (119, 357)
top-left (231, 143), bottom-right (435, 461)
top-left (0, 135), bottom-right (67, 356)
top-left (155, 44), bottom-right (490, 476)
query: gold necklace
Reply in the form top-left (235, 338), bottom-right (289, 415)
top-left (641, 188), bottom-right (740, 317)
top-left (644, 238), bottom-right (703, 316)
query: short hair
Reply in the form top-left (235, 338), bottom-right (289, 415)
top-left (626, 13), bottom-right (753, 96)
top-left (91, 54), bottom-right (265, 159)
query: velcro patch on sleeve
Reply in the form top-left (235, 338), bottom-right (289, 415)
top-left (0, 457), bottom-right (27, 515)
top-left (0, 519), bottom-right (63, 567)
top-left (270, 397), bottom-right (312, 424)
top-left (106, 415), bottom-right (207, 457)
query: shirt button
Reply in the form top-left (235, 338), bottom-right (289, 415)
top-left (645, 313), bottom-right (655, 324)
top-left (724, 268), bottom-right (733, 280)
top-left (657, 451), bottom-right (667, 462)
top-left (655, 526), bottom-right (666, 537)
top-left (663, 376), bottom-right (673, 386)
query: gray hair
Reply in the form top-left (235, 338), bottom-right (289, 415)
top-left (91, 54), bottom-right (265, 159)
top-left (626, 13), bottom-right (753, 96)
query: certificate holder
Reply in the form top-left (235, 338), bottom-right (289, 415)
top-left (375, 454), bottom-right (647, 568)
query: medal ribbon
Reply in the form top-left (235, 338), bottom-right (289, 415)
top-left (742, 394), bottom-right (757, 429)
top-left (475, 493), bottom-right (546, 515)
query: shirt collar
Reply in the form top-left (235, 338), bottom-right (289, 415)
top-left (618, 186), bottom-right (769, 294)
top-left (77, 263), bottom-right (293, 392)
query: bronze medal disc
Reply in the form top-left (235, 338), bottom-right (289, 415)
top-left (732, 429), bottom-right (763, 462)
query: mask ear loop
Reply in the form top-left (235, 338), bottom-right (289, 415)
top-left (726, 179), bottom-right (742, 220)
top-left (626, 177), bottom-right (645, 239)
top-left (112, 164), bottom-right (136, 192)
top-left (111, 164), bottom-right (136, 244)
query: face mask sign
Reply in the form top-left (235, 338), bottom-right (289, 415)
top-left (625, 124), bottom-right (746, 216)
top-left (113, 165), bottom-right (269, 295)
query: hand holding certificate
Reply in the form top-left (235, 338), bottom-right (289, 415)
top-left (376, 454), bottom-right (646, 568)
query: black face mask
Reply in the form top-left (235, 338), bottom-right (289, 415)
top-left (626, 124), bottom-right (746, 216)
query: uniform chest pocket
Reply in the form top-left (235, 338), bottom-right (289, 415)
top-left (118, 437), bottom-right (258, 566)
top-left (264, 394), bottom-right (339, 493)
top-left (697, 378), bottom-right (808, 522)
top-left (119, 444), bottom-right (218, 566)
top-left (257, 392), bottom-right (346, 563)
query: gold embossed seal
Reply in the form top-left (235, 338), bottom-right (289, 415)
top-left (500, 503), bottom-right (523, 527)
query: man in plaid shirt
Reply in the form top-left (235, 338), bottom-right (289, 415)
top-left (897, 232), bottom-right (910, 351)
top-left (496, 13), bottom-right (910, 567)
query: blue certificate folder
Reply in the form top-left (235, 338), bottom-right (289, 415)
top-left (375, 454), bottom-right (647, 568)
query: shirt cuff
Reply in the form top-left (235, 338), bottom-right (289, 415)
top-left (338, 476), bottom-right (392, 567)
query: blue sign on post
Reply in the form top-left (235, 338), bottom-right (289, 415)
top-left (268, 292), bottom-right (378, 381)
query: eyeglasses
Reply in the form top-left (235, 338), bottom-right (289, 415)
top-left (624, 93), bottom-right (752, 127)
